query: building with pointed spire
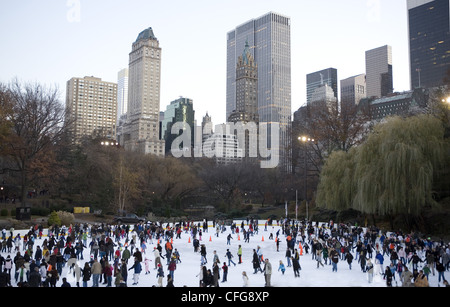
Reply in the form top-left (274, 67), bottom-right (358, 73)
top-left (228, 40), bottom-right (259, 124)
top-left (228, 40), bottom-right (259, 161)
top-left (202, 112), bottom-right (213, 142)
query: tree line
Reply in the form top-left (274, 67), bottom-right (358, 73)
top-left (0, 80), bottom-right (304, 217)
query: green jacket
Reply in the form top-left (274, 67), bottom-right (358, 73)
top-left (122, 248), bottom-right (131, 260)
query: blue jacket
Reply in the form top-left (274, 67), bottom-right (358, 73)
top-left (376, 253), bottom-right (384, 264)
top-left (129, 261), bottom-right (142, 274)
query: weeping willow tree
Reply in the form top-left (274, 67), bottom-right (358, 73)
top-left (316, 148), bottom-right (357, 211)
top-left (317, 114), bottom-right (447, 229)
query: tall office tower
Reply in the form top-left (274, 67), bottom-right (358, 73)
top-left (66, 76), bottom-right (117, 143)
top-left (162, 97), bottom-right (195, 155)
top-left (226, 12), bottom-right (291, 170)
top-left (365, 45), bottom-right (393, 98)
top-left (116, 68), bottom-right (129, 142)
top-left (306, 68), bottom-right (338, 105)
top-left (121, 27), bottom-right (165, 156)
top-left (117, 68), bottom-right (129, 124)
top-left (407, 0), bottom-right (450, 89)
top-left (340, 74), bottom-right (367, 105)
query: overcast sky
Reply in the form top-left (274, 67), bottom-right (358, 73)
top-left (0, 0), bottom-right (410, 124)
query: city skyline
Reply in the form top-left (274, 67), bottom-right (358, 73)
top-left (0, 1), bottom-right (411, 125)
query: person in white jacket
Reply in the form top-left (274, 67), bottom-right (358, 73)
top-left (153, 247), bottom-right (162, 269)
top-left (242, 271), bottom-right (249, 287)
top-left (39, 262), bottom-right (47, 284)
top-left (4, 255), bottom-right (12, 285)
top-left (397, 247), bottom-right (407, 264)
top-left (263, 258), bottom-right (272, 287)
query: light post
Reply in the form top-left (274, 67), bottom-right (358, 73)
top-left (441, 96), bottom-right (450, 104)
top-left (298, 136), bottom-right (315, 221)
top-left (100, 141), bottom-right (119, 146)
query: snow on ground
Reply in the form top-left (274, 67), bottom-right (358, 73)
top-left (2, 220), bottom-right (445, 287)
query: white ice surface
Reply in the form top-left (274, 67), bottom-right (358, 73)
top-left (3, 220), bottom-right (445, 287)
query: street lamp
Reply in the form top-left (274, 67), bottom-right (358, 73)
top-left (100, 141), bottom-right (119, 146)
top-left (299, 136), bottom-right (315, 143)
top-left (298, 136), bottom-right (315, 221)
top-left (441, 97), bottom-right (450, 104)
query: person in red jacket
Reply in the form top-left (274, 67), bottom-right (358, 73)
top-left (103, 261), bottom-right (113, 287)
top-left (168, 256), bottom-right (176, 282)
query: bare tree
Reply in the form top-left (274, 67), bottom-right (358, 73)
top-left (114, 153), bottom-right (140, 213)
top-left (0, 80), bottom-right (72, 203)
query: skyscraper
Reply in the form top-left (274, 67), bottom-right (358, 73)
top-left (121, 27), bottom-right (165, 156)
top-left (228, 41), bottom-right (259, 124)
top-left (306, 68), bottom-right (338, 105)
top-left (227, 12), bottom-right (291, 170)
top-left (310, 83), bottom-right (338, 111)
top-left (340, 74), bottom-right (367, 105)
top-left (407, 0), bottom-right (450, 89)
top-left (117, 68), bottom-right (128, 124)
top-left (66, 76), bottom-right (117, 142)
top-left (228, 41), bottom-right (259, 160)
top-left (162, 97), bottom-right (195, 155)
top-left (365, 45), bottom-right (393, 98)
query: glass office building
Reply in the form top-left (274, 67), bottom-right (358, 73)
top-left (408, 0), bottom-right (450, 89)
top-left (306, 68), bottom-right (338, 105)
top-left (227, 12), bottom-right (292, 171)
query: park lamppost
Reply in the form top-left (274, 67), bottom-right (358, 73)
top-left (441, 96), bottom-right (450, 104)
top-left (100, 141), bottom-right (119, 146)
top-left (298, 136), bottom-right (315, 221)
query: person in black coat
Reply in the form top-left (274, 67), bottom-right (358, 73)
top-left (82, 262), bottom-right (91, 287)
top-left (61, 277), bottom-right (71, 287)
top-left (252, 249), bottom-right (262, 274)
top-left (291, 256), bottom-right (300, 277)
top-left (28, 267), bottom-right (41, 287)
top-left (384, 266), bottom-right (393, 287)
top-left (0, 269), bottom-right (10, 287)
top-left (410, 253), bottom-right (423, 272)
top-left (436, 261), bottom-right (446, 284)
top-left (203, 269), bottom-right (212, 287)
top-left (345, 252), bottom-right (354, 270)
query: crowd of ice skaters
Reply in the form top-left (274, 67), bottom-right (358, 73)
top-left (0, 218), bottom-right (449, 288)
